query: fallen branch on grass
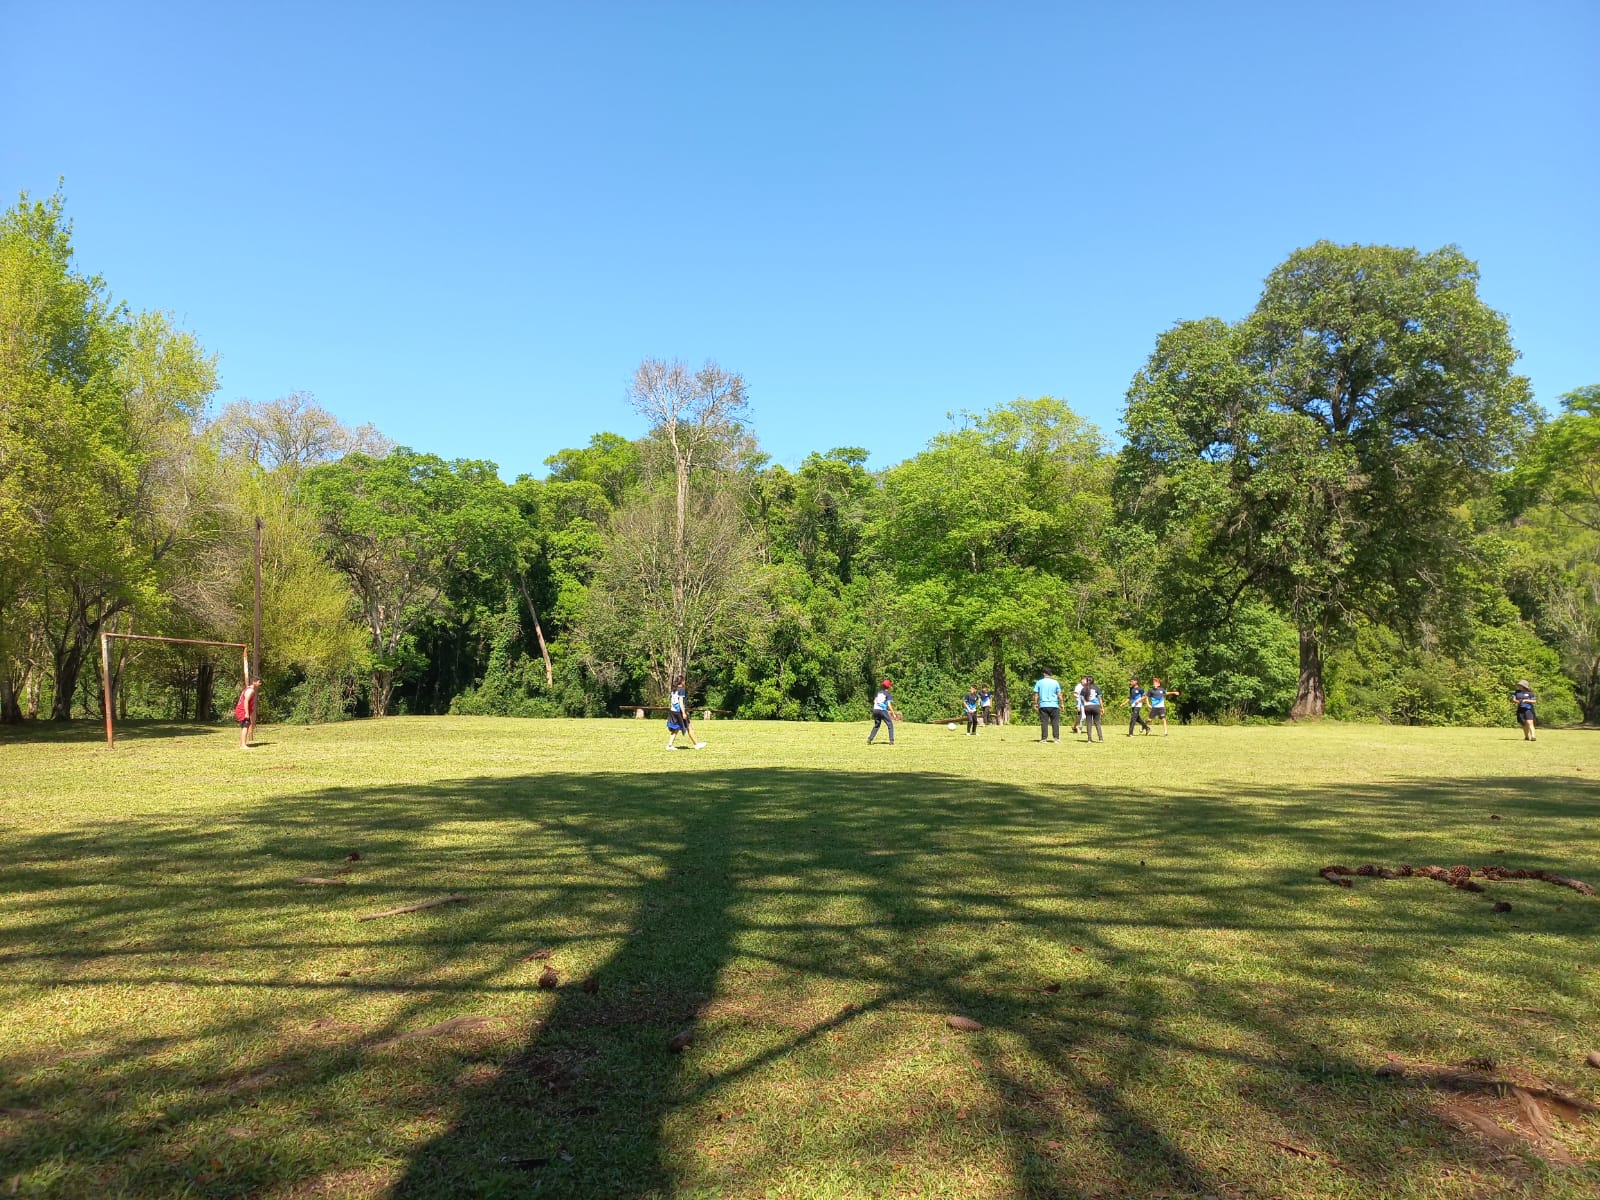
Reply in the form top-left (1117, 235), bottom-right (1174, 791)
top-left (356, 895), bottom-right (468, 921)
top-left (1319, 863), bottom-right (1593, 896)
top-left (293, 876), bottom-right (348, 886)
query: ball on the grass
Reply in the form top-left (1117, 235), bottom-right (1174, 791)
top-left (947, 722), bottom-right (957, 731)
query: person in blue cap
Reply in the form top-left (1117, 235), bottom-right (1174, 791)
top-left (1032, 669), bottom-right (1063, 742)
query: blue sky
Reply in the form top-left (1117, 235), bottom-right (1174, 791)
top-left (5, 1), bottom-right (1596, 479)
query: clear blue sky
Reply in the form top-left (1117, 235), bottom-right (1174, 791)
top-left (5, 1), bottom-right (1596, 479)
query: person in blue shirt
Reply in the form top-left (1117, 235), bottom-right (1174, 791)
top-left (868, 679), bottom-right (898, 745)
top-left (978, 686), bottom-right (994, 725)
top-left (1147, 677), bottom-right (1180, 736)
top-left (1126, 678), bottom-right (1152, 736)
top-left (1080, 677), bottom-right (1105, 742)
top-left (963, 685), bottom-right (981, 736)
top-left (1032, 670), bottom-right (1064, 742)
top-left (666, 677), bottom-right (706, 750)
top-left (1512, 679), bottom-right (1537, 741)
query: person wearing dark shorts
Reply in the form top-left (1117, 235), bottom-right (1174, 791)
top-left (1081, 677), bottom-right (1104, 742)
top-left (1512, 679), bottom-right (1537, 741)
top-left (1148, 677), bottom-right (1179, 735)
top-left (963, 686), bottom-right (980, 736)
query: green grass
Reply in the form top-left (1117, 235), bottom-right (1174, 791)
top-left (1, 716), bottom-right (1598, 1199)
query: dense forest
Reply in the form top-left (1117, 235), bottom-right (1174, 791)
top-left (4, 191), bottom-right (1596, 729)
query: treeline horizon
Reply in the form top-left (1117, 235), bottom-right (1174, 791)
top-left (4, 190), bottom-right (1597, 730)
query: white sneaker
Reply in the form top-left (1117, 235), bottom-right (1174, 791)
top-left (694, 742), bottom-right (707, 749)
top-left (665, 744), bottom-right (678, 750)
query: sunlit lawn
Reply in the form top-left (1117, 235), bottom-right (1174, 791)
top-left (1, 715), bottom-right (1597, 1198)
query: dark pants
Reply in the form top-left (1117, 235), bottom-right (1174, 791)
top-left (966, 711), bottom-right (978, 734)
top-left (1129, 709), bottom-right (1150, 735)
top-left (1038, 706), bottom-right (1060, 740)
top-left (1083, 708), bottom-right (1103, 741)
top-left (869, 710), bottom-right (894, 744)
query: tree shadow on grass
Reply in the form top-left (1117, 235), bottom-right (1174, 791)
top-left (0, 766), bottom-right (1597, 1197)
top-left (0, 718), bottom-right (230, 745)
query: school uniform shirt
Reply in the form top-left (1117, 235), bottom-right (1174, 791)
top-left (873, 690), bottom-right (891, 713)
top-left (963, 694), bottom-right (979, 714)
top-left (1148, 686), bottom-right (1167, 711)
top-left (670, 688), bottom-right (687, 716)
top-left (979, 690), bottom-right (993, 708)
top-left (1034, 677), bottom-right (1063, 709)
top-left (1082, 687), bottom-right (1102, 712)
top-left (1128, 686), bottom-right (1146, 709)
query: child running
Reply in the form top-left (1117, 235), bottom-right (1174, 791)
top-left (666, 677), bottom-right (707, 750)
top-left (1148, 677), bottom-right (1179, 735)
top-left (868, 679), bottom-right (897, 745)
top-left (1080, 677), bottom-right (1104, 742)
top-left (1126, 677), bottom-right (1152, 736)
top-left (963, 685), bottom-right (981, 736)
top-left (234, 678), bottom-right (261, 749)
top-left (1512, 679), bottom-right (1537, 742)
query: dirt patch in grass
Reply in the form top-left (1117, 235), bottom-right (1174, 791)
top-left (264, 1165), bottom-right (401, 1199)
top-left (1379, 1057), bottom-right (1597, 1165)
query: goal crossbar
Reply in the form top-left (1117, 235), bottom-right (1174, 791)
top-left (100, 632), bottom-right (251, 748)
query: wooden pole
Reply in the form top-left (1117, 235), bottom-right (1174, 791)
top-left (253, 515), bottom-right (263, 682)
top-left (101, 632), bottom-right (115, 748)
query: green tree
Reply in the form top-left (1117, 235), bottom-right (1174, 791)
top-left (1120, 242), bottom-right (1535, 717)
top-left (877, 398), bottom-right (1111, 721)
top-left (301, 449), bottom-right (519, 716)
top-left (583, 360), bottom-right (761, 698)
top-left (0, 191), bottom-right (218, 719)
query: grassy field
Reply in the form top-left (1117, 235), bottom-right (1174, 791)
top-left (1, 716), bottom-right (1597, 1199)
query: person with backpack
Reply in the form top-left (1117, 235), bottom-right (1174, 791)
top-left (868, 679), bottom-right (898, 745)
top-left (666, 677), bottom-right (707, 750)
top-left (234, 678), bottom-right (262, 749)
top-left (1080, 677), bottom-right (1105, 743)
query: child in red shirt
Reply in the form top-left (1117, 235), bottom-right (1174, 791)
top-left (235, 679), bottom-right (261, 748)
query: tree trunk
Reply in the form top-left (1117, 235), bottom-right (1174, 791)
top-left (515, 572), bottom-right (554, 687)
top-left (0, 678), bottom-right (21, 724)
top-left (195, 662), bottom-right (216, 721)
top-left (51, 640), bottom-right (90, 720)
top-left (1290, 625), bottom-right (1326, 719)
top-left (992, 635), bottom-right (1010, 724)
top-left (371, 668), bottom-right (394, 717)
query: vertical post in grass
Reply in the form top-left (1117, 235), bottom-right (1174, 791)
top-left (253, 515), bottom-right (263, 683)
top-left (101, 632), bottom-right (115, 749)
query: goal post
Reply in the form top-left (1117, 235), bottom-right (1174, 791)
top-left (99, 632), bottom-right (250, 748)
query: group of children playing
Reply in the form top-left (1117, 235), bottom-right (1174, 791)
top-left (227, 669), bottom-right (1542, 752)
top-left (1024, 671), bottom-right (1179, 743)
